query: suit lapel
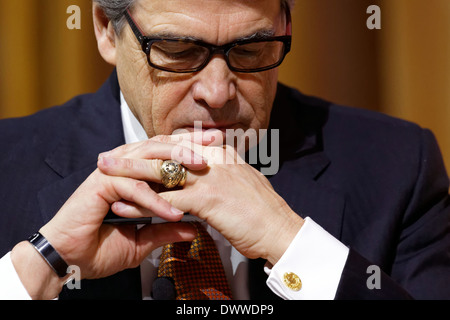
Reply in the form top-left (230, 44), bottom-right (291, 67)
top-left (38, 70), bottom-right (124, 223)
top-left (37, 71), bottom-right (142, 299)
top-left (266, 83), bottom-right (346, 239)
top-left (269, 154), bottom-right (345, 240)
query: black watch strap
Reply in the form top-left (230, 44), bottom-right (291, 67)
top-left (28, 232), bottom-right (69, 278)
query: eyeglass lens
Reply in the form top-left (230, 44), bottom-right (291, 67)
top-left (149, 40), bottom-right (286, 72)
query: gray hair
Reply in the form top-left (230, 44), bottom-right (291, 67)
top-left (93, 0), bottom-right (295, 35)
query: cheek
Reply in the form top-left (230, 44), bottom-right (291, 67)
top-left (147, 74), bottom-right (194, 135)
top-left (116, 53), bottom-right (191, 136)
top-left (239, 70), bottom-right (278, 129)
top-left (116, 58), bottom-right (156, 133)
top-left (114, 34), bottom-right (193, 138)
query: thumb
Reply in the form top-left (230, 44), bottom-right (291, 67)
top-left (135, 222), bottom-right (197, 259)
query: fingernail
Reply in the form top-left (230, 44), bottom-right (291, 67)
top-left (112, 201), bottom-right (127, 213)
top-left (98, 151), bottom-right (110, 159)
top-left (100, 157), bottom-right (115, 166)
top-left (171, 207), bottom-right (184, 216)
top-left (202, 130), bottom-right (217, 140)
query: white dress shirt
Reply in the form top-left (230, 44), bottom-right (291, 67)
top-left (0, 93), bottom-right (349, 300)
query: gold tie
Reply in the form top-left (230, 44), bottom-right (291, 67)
top-left (157, 222), bottom-right (233, 300)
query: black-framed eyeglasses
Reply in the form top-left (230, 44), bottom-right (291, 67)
top-left (123, 8), bottom-right (292, 73)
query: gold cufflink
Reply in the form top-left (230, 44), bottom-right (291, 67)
top-left (283, 272), bottom-right (302, 291)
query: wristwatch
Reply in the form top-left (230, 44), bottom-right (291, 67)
top-left (28, 232), bottom-right (69, 278)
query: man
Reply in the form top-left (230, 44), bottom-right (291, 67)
top-left (0, 0), bottom-right (449, 300)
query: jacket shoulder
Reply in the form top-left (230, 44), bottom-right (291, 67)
top-left (0, 93), bottom-right (94, 161)
top-left (278, 82), bottom-right (423, 133)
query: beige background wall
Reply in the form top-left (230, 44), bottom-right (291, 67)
top-left (1, 0), bottom-right (449, 172)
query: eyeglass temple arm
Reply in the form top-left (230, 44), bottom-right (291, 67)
top-left (285, 6), bottom-right (292, 36)
top-left (124, 9), bottom-right (145, 44)
top-left (283, 6), bottom-right (293, 54)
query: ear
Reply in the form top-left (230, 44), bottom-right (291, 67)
top-left (92, 3), bottom-right (117, 65)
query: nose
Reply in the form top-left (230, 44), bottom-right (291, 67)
top-left (191, 56), bottom-right (237, 109)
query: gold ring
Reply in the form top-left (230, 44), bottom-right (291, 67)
top-left (160, 160), bottom-right (187, 189)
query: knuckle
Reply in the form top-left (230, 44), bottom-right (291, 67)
top-left (140, 140), bottom-right (158, 155)
top-left (134, 180), bottom-right (150, 193)
top-left (151, 194), bottom-right (166, 207)
top-left (122, 158), bottom-right (135, 170)
top-left (150, 135), bottom-right (170, 144)
top-left (144, 139), bottom-right (156, 148)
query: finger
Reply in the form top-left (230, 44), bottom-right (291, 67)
top-left (99, 131), bottom-right (225, 158)
top-left (99, 141), bottom-right (142, 158)
top-left (98, 157), bottom-right (163, 182)
top-left (135, 222), bottom-right (197, 259)
top-left (152, 129), bottom-right (226, 147)
top-left (99, 140), bottom-right (207, 168)
top-left (201, 129), bottom-right (227, 146)
top-left (111, 201), bottom-right (158, 219)
top-left (111, 200), bottom-right (185, 222)
top-left (157, 189), bottom-right (194, 219)
top-left (97, 157), bottom-right (201, 187)
top-left (106, 176), bottom-right (185, 221)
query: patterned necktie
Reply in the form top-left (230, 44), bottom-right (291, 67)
top-left (156, 222), bottom-right (233, 300)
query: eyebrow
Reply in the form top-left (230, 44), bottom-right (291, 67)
top-left (239, 29), bottom-right (276, 41)
top-left (147, 28), bottom-right (276, 43)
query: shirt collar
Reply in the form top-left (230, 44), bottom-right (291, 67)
top-left (120, 92), bottom-right (148, 144)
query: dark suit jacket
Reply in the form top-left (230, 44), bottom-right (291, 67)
top-left (1, 71), bottom-right (449, 299)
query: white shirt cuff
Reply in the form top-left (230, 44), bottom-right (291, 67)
top-left (0, 252), bottom-right (32, 300)
top-left (265, 217), bottom-right (349, 300)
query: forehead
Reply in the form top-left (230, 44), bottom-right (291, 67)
top-left (132, 0), bottom-right (283, 43)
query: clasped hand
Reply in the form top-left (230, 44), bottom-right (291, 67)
top-left (40, 131), bottom-right (303, 282)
